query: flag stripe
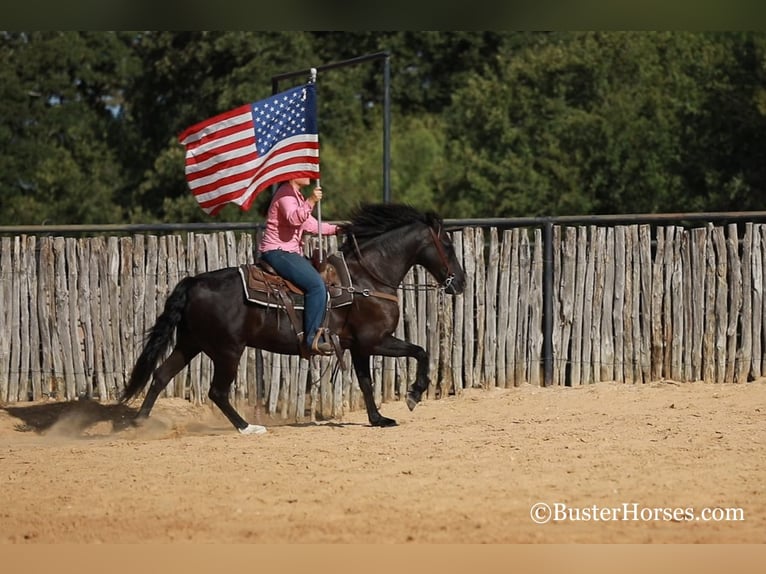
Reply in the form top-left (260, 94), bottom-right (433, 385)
top-left (193, 154), bottom-right (319, 202)
top-left (184, 137), bottom-right (257, 172)
top-left (186, 144), bottom-right (319, 194)
top-left (198, 167), bottom-right (320, 215)
top-left (186, 135), bottom-right (318, 184)
top-left (178, 105), bottom-right (252, 145)
top-left (183, 120), bottom-right (256, 163)
top-left (186, 139), bottom-right (319, 199)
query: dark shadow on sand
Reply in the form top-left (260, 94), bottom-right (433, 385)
top-left (275, 421), bottom-right (377, 429)
top-left (1, 399), bottom-right (137, 435)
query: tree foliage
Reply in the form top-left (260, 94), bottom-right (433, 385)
top-left (442, 31), bottom-right (766, 217)
top-left (1, 31), bottom-right (764, 225)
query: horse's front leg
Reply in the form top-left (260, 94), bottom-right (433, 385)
top-left (370, 334), bottom-right (430, 412)
top-left (351, 351), bottom-right (398, 427)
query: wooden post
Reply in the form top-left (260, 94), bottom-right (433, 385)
top-left (736, 224), bottom-right (753, 383)
top-left (496, 230), bottom-right (511, 388)
top-left (483, 228), bottom-right (499, 387)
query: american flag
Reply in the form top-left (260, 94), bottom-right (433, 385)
top-left (178, 83), bottom-right (320, 215)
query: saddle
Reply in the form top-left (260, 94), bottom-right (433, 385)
top-left (237, 252), bottom-right (353, 361)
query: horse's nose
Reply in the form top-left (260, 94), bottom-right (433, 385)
top-left (446, 274), bottom-right (466, 295)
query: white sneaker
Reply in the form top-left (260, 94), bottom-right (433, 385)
top-left (239, 424), bottom-right (267, 435)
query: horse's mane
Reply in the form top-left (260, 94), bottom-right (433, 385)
top-left (341, 203), bottom-right (442, 244)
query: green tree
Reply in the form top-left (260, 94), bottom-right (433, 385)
top-left (441, 31), bottom-right (766, 218)
top-left (676, 32), bottom-right (766, 211)
top-left (2, 31), bottom-right (765, 226)
top-left (0, 31), bottom-right (135, 225)
top-left (319, 113), bottom-right (448, 218)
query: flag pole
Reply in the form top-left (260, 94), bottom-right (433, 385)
top-left (310, 67), bottom-right (324, 264)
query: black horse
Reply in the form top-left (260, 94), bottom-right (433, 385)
top-left (120, 203), bottom-right (466, 434)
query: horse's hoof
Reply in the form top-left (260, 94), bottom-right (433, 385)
top-left (130, 415), bottom-right (147, 427)
top-left (239, 424), bottom-right (267, 435)
top-left (405, 393), bottom-right (420, 411)
top-left (371, 417), bottom-right (398, 428)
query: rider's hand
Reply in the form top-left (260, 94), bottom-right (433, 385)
top-left (310, 186), bottom-right (323, 204)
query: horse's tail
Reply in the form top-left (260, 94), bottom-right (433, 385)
top-left (120, 276), bottom-right (195, 403)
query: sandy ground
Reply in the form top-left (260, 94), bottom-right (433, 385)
top-left (0, 379), bottom-right (764, 543)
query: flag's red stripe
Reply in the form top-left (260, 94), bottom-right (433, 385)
top-left (200, 167), bottom-right (320, 215)
top-left (184, 137), bottom-right (255, 169)
top-left (237, 170), bottom-right (319, 212)
top-left (183, 121), bottom-right (254, 154)
top-left (185, 140), bottom-right (319, 185)
top-left (190, 153), bottom-right (319, 197)
top-left (185, 150), bottom-right (260, 183)
top-left (177, 105), bottom-right (251, 144)
top-left (194, 160), bottom-right (320, 209)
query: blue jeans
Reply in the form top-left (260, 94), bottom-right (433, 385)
top-left (260, 249), bottom-right (328, 347)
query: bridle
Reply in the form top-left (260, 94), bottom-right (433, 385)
top-left (426, 225), bottom-right (457, 292)
top-left (347, 223), bottom-right (457, 297)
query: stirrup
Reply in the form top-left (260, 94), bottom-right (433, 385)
top-left (299, 328), bottom-right (333, 356)
top-left (309, 329), bottom-right (335, 356)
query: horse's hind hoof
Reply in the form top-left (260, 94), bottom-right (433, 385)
top-left (372, 417), bottom-right (398, 428)
top-left (239, 424), bottom-right (267, 436)
top-left (130, 415), bottom-right (147, 428)
top-left (405, 393), bottom-right (420, 411)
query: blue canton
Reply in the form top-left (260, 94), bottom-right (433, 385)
top-left (251, 85), bottom-right (313, 156)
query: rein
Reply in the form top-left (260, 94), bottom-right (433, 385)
top-left (336, 284), bottom-right (399, 303)
top-left (349, 233), bottom-right (401, 290)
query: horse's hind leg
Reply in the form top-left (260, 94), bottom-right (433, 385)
top-left (136, 345), bottom-right (198, 421)
top-left (207, 352), bottom-right (266, 435)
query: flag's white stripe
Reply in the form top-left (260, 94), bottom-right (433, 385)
top-left (185, 133), bottom-right (317, 177)
top-left (186, 134), bottom-right (318, 186)
top-left (193, 159), bottom-right (319, 205)
top-left (185, 129), bottom-right (256, 168)
top-left (246, 162), bottom-right (320, 195)
top-left (199, 161), bottom-right (320, 214)
top-left (179, 109), bottom-right (253, 145)
top-left (185, 143), bottom-right (258, 177)
top-left (187, 145), bottom-right (319, 192)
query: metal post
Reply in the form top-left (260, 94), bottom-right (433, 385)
top-left (309, 67), bottom-right (324, 263)
top-left (272, 52), bottom-right (392, 206)
top-left (383, 54), bottom-right (391, 204)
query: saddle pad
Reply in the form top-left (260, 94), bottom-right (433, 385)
top-left (238, 253), bottom-right (353, 310)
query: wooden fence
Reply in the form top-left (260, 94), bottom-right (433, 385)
top-left (1, 221), bottom-right (764, 421)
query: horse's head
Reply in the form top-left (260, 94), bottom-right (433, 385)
top-left (417, 215), bottom-right (466, 295)
top-left (340, 203), bottom-right (466, 295)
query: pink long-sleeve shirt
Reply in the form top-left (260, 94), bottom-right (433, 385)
top-left (259, 182), bottom-right (338, 254)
